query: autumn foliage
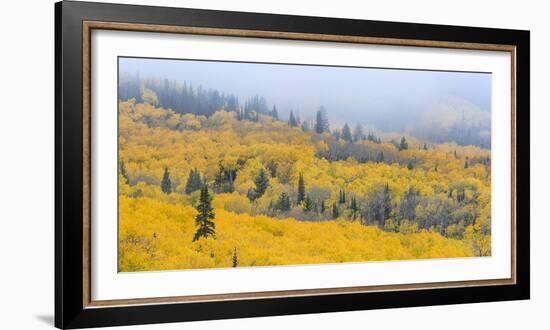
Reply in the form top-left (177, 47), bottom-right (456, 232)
top-left (118, 97), bottom-right (490, 272)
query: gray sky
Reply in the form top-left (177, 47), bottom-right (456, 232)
top-left (119, 57), bottom-right (491, 131)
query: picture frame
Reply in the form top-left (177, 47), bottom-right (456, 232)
top-left (55, 1), bottom-right (530, 328)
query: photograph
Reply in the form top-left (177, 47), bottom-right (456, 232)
top-left (46, 1), bottom-right (533, 328)
top-left (117, 57), bottom-right (492, 272)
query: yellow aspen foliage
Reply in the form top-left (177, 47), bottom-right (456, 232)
top-left (119, 196), bottom-right (472, 272)
top-left (118, 101), bottom-right (490, 271)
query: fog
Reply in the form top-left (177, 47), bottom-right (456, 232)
top-left (119, 57), bottom-right (491, 134)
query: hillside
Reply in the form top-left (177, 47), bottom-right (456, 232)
top-left (118, 98), bottom-right (491, 271)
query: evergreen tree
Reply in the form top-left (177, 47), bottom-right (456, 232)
top-left (332, 203), bottom-right (339, 219)
top-left (246, 188), bottom-right (258, 202)
top-left (232, 247), bottom-right (238, 267)
top-left (399, 187), bottom-right (420, 221)
top-left (277, 192), bottom-right (291, 212)
top-left (297, 173), bottom-right (306, 204)
top-left (377, 152), bottom-right (384, 163)
top-left (120, 160), bottom-right (129, 184)
top-left (423, 143), bottom-right (428, 150)
top-left (407, 159), bottom-right (414, 170)
top-left (213, 164), bottom-right (236, 194)
top-left (193, 186), bottom-right (216, 241)
top-left (314, 107), bottom-right (330, 134)
top-left (342, 123), bottom-right (353, 142)
top-left (367, 132), bottom-right (381, 144)
top-left (266, 160), bottom-right (278, 178)
top-left (320, 200), bottom-right (326, 213)
top-left (350, 196), bottom-right (359, 218)
top-left (161, 167), bottom-right (172, 194)
top-left (383, 184), bottom-right (392, 221)
top-left (271, 105), bottom-right (279, 120)
top-left (303, 195), bottom-right (313, 212)
top-left (339, 189), bottom-right (346, 204)
top-left (353, 123), bottom-right (364, 142)
top-left (464, 157), bottom-right (469, 169)
top-left (398, 136), bottom-right (408, 151)
top-left (288, 110), bottom-right (298, 127)
top-left (213, 166), bottom-right (225, 191)
top-left (185, 168), bottom-right (202, 194)
top-left (254, 169), bottom-right (269, 198)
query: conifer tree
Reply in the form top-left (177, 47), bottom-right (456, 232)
top-left (266, 160), bottom-right (278, 178)
top-left (350, 196), bottom-right (359, 218)
top-left (232, 247), bottom-right (238, 267)
top-left (332, 203), bottom-right (339, 219)
top-left (303, 195), bottom-right (313, 212)
top-left (213, 166), bottom-right (225, 192)
top-left (423, 143), bottom-right (428, 150)
top-left (398, 136), bottom-right (408, 151)
top-left (314, 107), bottom-right (330, 134)
top-left (378, 151), bottom-right (384, 163)
top-left (193, 186), bottom-right (216, 241)
top-left (342, 123), bottom-right (353, 142)
top-left (271, 105), bottom-right (279, 120)
top-left (464, 157), bottom-right (469, 169)
top-left (185, 168), bottom-right (202, 194)
top-left (254, 169), bottom-right (269, 198)
top-left (367, 132), bottom-right (381, 144)
top-left (288, 110), bottom-right (298, 127)
top-left (120, 160), bottom-right (129, 184)
top-left (383, 184), bottom-right (392, 221)
top-left (399, 187), bottom-right (420, 221)
top-left (339, 189), bottom-right (346, 204)
top-left (407, 159), bottom-right (414, 170)
top-left (297, 173), bottom-right (306, 204)
top-left (353, 123), bottom-right (364, 142)
top-left (161, 167), bottom-right (172, 194)
top-left (277, 192), bottom-right (291, 212)
top-left (247, 188), bottom-right (258, 202)
top-left (320, 200), bottom-right (326, 213)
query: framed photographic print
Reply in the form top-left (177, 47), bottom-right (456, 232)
top-left (55, 1), bottom-right (530, 328)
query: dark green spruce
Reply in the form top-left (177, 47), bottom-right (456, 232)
top-left (185, 168), bottom-right (203, 194)
top-left (161, 167), bottom-right (172, 194)
top-left (193, 186), bottom-right (216, 241)
top-left (296, 173), bottom-right (306, 204)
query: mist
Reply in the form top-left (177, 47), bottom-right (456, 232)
top-left (119, 57), bottom-right (491, 146)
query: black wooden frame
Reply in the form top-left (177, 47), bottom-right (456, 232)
top-left (55, 1), bottom-right (530, 328)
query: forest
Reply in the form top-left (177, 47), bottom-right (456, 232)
top-left (118, 76), bottom-right (491, 272)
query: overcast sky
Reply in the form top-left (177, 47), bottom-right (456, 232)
top-left (119, 57), bottom-right (491, 130)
